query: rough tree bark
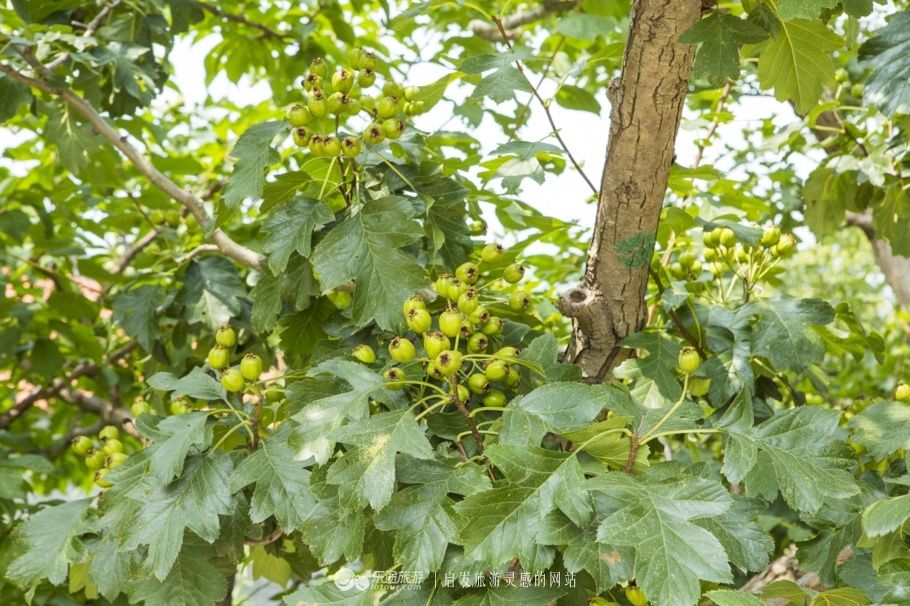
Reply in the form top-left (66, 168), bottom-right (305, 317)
top-left (558, 0), bottom-right (702, 381)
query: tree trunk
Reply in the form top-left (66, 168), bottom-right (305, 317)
top-left (558, 0), bottom-right (702, 381)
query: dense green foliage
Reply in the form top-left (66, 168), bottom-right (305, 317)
top-left (1, 1), bottom-right (910, 605)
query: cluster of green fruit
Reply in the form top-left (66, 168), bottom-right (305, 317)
top-left (204, 325), bottom-right (267, 393)
top-left (286, 50), bottom-right (424, 158)
top-left (71, 425), bottom-right (126, 488)
top-left (896, 382), bottom-right (910, 403)
top-left (352, 243), bottom-right (534, 408)
top-left (669, 225), bottom-right (795, 281)
top-left (588, 586), bottom-right (648, 606)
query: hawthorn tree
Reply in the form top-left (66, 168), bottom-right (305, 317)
top-left (1, 1), bottom-right (910, 605)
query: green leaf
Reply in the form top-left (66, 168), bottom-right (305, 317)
top-left (554, 85), bottom-right (601, 113)
top-left (453, 585), bottom-right (567, 605)
top-left (250, 545), bottom-right (292, 587)
top-left (0, 74), bottom-right (33, 121)
top-left (810, 587), bottom-right (870, 606)
top-left (283, 581), bottom-right (372, 605)
top-left (176, 256), bottom-right (247, 329)
top-left (6, 498), bottom-right (92, 589)
top-left (519, 334), bottom-right (582, 384)
top-left (776, 0), bottom-right (839, 20)
top-left (499, 382), bottom-right (614, 446)
top-left (848, 401), bottom-right (910, 459)
top-left (842, 0), bottom-right (873, 17)
top-left (311, 197), bottom-right (426, 330)
top-left (705, 590), bottom-right (767, 606)
top-left (470, 66), bottom-right (531, 104)
top-left (147, 366), bottom-right (225, 401)
top-left (680, 12), bottom-right (768, 86)
top-left (590, 473), bottom-right (733, 606)
top-left (144, 412), bottom-right (212, 483)
top-left (863, 494), bottom-right (910, 538)
top-left (554, 13), bottom-right (615, 40)
top-left (756, 19), bottom-right (842, 113)
top-left (230, 430), bottom-right (318, 532)
top-left (250, 270), bottom-right (283, 333)
top-left (614, 332), bottom-right (682, 409)
top-left (278, 300), bottom-right (334, 362)
top-left (262, 197), bottom-right (334, 274)
top-left (747, 298), bottom-right (835, 372)
top-left (222, 120), bottom-right (285, 209)
top-left (694, 497), bottom-right (773, 573)
top-left (539, 511), bottom-right (633, 592)
top-left (129, 541), bottom-right (227, 606)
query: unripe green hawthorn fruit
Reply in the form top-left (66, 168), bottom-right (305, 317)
top-left (207, 346), bottom-right (229, 370)
top-left (130, 400), bottom-right (151, 417)
top-left (361, 95), bottom-right (376, 113)
top-left (678, 346), bottom-right (701, 374)
top-left (221, 367), bottom-right (244, 392)
top-left (323, 135), bottom-right (342, 156)
top-left (288, 103), bottom-right (311, 126)
top-left (107, 452), bottom-right (128, 468)
top-left (688, 376), bottom-right (710, 397)
top-left (404, 86), bottom-right (420, 101)
top-left (485, 359), bottom-right (510, 381)
top-left (834, 68), bottom-right (848, 83)
top-left (504, 368), bottom-right (520, 388)
top-left (453, 384), bottom-right (470, 403)
top-left (377, 95), bottom-right (399, 119)
top-left (95, 468), bottom-right (112, 488)
top-left (503, 263), bottom-right (525, 283)
top-left (439, 309), bottom-right (464, 338)
top-left (626, 587), bottom-right (647, 606)
top-left (364, 123), bottom-right (385, 144)
top-left (469, 306), bottom-right (490, 326)
top-left (718, 227), bottom-right (736, 248)
top-left (99, 425), bottom-right (119, 441)
top-left (851, 83), bottom-right (863, 97)
top-left (384, 367), bottom-right (406, 389)
top-left (468, 373), bottom-right (490, 394)
top-left (895, 382), bottom-right (910, 403)
top-left (292, 126), bottom-right (313, 147)
top-left (483, 389), bottom-right (507, 407)
top-left (423, 331), bottom-right (450, 359)
top-left (304, 73), bottom-right (324, 91)
top-left (760, 226), bottom-right (781, 247)
top-left (679, 251), bottom-right (696, 269)
top-left (85, 449), bottom-right (106, 470)
top-left (458, 321), bottom-right (473, 340)
top-left (407, 308), bottom-right (433, 333)
top-left (352, 345), bottom-right (376, 364)
top-left (403, 294), bottom-right (426, 315)
top-left (348, 47), bottom-right (365, 67)
top-left (481, 316), bottom-right (504, 336)
top-left (216, 324), bottom-right (236, 348)
top-left (481, 243), bottom-right (504, 263)
top-left (328, 91), bottom-right (346, 114)
top-left (407, 100), bottom-right (426, 115)
top-left (455, 262), bottom-right (480, 285)
top-left (241, 353), bottom-right (264, 380)
top-left (309, 57), bottom-right (327, 78)
top-left (102, 439), bottom-right (123, 456)
top-left (496, 346), bottom-right (519, 360)
top-left (383, 81), bottom-right (405, 97)
top-left (166, 209), bottom-right (181, 226)
top-left (360, 51), bottom-right (377, 71)
top-left (266, 386), bottom-right (285, 402)
top-left (389, 337), bottom-right (416, 363)
top-left (328, 289), bottom-right (352, 308)
top-left (382, 118), bottom-right (405, 139)
top-left (358, 68), bottom-right (376, 88)
top-left (703, 248), bottom-right (718, 262)
top-left (734, 245), bottom-right (750, 264)
top-left (308, 135), bottom-right (326, 156)
top-left (508, 291), bottom-right (531, 311)
top-left (332, 69), bottom-right (354, 93)
top-left (341, 135), bottom-right (362, 157)
top-left (308, 89), bottom-right (328, 118)
top-left (170, 399), bottom-right (190, 415)
top-left (588, 599), bottom-right (620, 606)
top-left (458, 288), bottom-right (480, 315)
top-left (435, 274), bottom-right (454, 298)
top-left (703, 229), bottom-right (720, 249)
top-left (467, 332), bottom-right (489, 353)
top-left (435, 350), bottom-right (463, 376)
top-left (777, 234), bottom-right (796, 256)
top-left (689, 259), bottom-right (702, 276)
top-left (72, 436), bottom-right (93, 456)
top-left (426, 362), bottom-right (444, 380)
top-left (344, 95), bottom-right (361, 115)
top-left (469, 219), bottom-right (486, 235)
top-left (447, 278), bottom-right (468, 301)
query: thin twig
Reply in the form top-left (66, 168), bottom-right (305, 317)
top-left (691, 80), bottom-right (732, 169)
top-left (492, 16), bottom-right (598, 196)
top-left (470, 0), bottom-right (578, 40)
top-left (197, 2), bottom-right (294, 41)
top-left (245, 527), bottom-right (284, 546)
top-left (46, 1), bottom-right (121, 71)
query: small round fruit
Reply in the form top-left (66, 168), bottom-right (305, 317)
top-left (287, 103), bottom-right (311, 126)
top-left (406, 308), bottom-right (433, 333)
top-left (358, 68), bottom-right (376, 88)
top-left (405, 101), bottom-right (425, 115)
top-left (439, 309), bottom-right (464, 338)
top-left (348, 47), bottom-right (365, 67)
top-left (308, 89), bottom-right (328, 118)
top-left (457, 289), bottom-right (480, 315)
top-left (384, 367), bottom-right (406, 389)
top-left (485, 359), bottom-right (510, 382)
top-left (107, 452), bottom-right (128, 468)
top-left (95, 468), bottom-right (112, 488)
top-left (361, 95), bottom-right (376, 113)
top-left (718, 227), bottom-right (736, 248)
top-left (328, 289), bottom-right (352, 308)
top-left (481, 316), bottom-right (504, 336)
top-left (221, 367), bottom-right (245, 392)
top-left (688, 377), bottom-right (711, 397)
top-left (455, 262), bottom-right (480, 285)
top-left (309, 57), bottom-right (327, 78)
top-left (625, 587), bottom-right (648, 606)
top-left (322, 135), bottom-right (342, 156)
top-left (688, 259), bottom-right (703, 276)
top-left (454, 384), bottom-right (470, 403)
top-left (207, 346), bottom-right (229, 370)
top-left (341, 136), bottom-right (361, 157)
top-left (703, 229), bottom-right (720, 249)
top-left (508, 291), bottom-right (531, 311)
top-left (377, 95), bottom-right (399, 119)
top-left (425, 362), bottom-right (444, 380)
top-left (895, 382), bottom-right (910, 403)
top-left (216, 324), bottom-right (236, 348)
top-left (359, 51), bottom-right (377, 71)
top-left (435, 350), bottom-right (463, 376)
top-left (776, 234), bottom-right (797, 256)
top-left (483, 389), bottom-right (507, 407)
top-left (85, 449), bottom-right (106, 470)
top-left (352, 345), bottom-right (376, 364)
top-left (468, 373), bottom-right (490, 395)
top-left (503, 368), bottom-right (520, 388)
top-left (469, 219), bottom-right (486, 235)
top-left (403, 294), bottom-right (426, 315)
top-left (304, 73), bottom-right (324, 91)
top-left (382, 118), bottom-right (405, 139)
top-left (327, 91), bottom-right (346, 114)
top-left (480, 243), bottom-right (504, 263)
top-left (679, 251), bottom-right (696, 269)
top-left (459, 321), bottom-right (474, 340)
top-left (102, 439), bottom-right (123, 456)
top-left (703, 248), bottom-right (718, 262)
top-left (423, 331), bottom-right (450, 359)
top-left (332, 69), bottom-right (354, 93)
top-left (467, 332), bottom-right (489, 353)
top-left (404, 85), bottom-right (420, 101)
top-left (669, 262), bottom-right (686, 279)
top-left (469, 306), bottom-right (490, 326)
top-left (678, 347), bottom-right (701, 374)
top-left (170, 399), bottom-right (190, 415)
top-left (446, 278), bottom-right (468, 301)
top-left (389, 337), bottom-right (416, 363)
top-left (383, 81), bottom-right (405, 97)
top-left (99, 425), bottom-right (119, 441)
top-left (364, 123), bottom-right (385, 144)
top-left (760, 226), bottom-right (781, 247)
top-left (435, 274), bottom-right (454, 298)
top-left (503, 263), bottom-right (525, 284)
top-left (240, 353), bottom-right (264, 380)
top-left (266, 386), bottom-right (285, 402)
top-left (344, 95), bottom-right (361, 115)
top-left (72, 436), bottom-right (93, 456)
top-left (496, 346), bottom-right (519, 360)
top-left (292, 126), bottom-right (313, 147)
top-left (308, 135), bottom-right (326, 156)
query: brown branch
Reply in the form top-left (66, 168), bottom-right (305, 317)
top-left (111, 227), bottom-right (162, 274)
top-left (470, 1), bottom-right (578, 40)
top-left (492, 16), bottom-right (598, 196)
top-left (0, 59), bottom-right (264, 271)
top-left (197, 2), bottom-right (294, 41)
top-left (57, 390), bottom-right (140, 438)
top-left (624, 434), bottom-right (640, 473)
top-left (244, 527), bottom-right (284, 546)
top-left (450, 378), bottom-right (485, 455)
top-left (0, 342), bottom-right (138, 429)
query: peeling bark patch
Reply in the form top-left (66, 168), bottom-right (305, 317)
top-left (615, 232), bottom-right (655, 268)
